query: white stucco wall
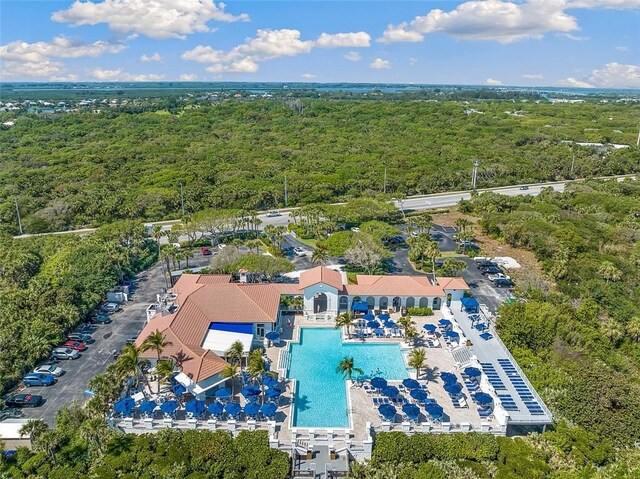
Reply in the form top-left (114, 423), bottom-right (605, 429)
top-left (303, 282), bottom-right (339, 317)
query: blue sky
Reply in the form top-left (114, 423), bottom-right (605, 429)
top-left (0, 0), bottom-right (638, 87)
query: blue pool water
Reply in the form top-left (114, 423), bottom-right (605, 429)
top-left (287, 328), bottom-right (408, 428)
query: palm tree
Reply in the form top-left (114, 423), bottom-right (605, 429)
top-left (79, 418), bottom-right (111, 457)
top-left (627, 316), bottom-right (640, 342)
top-left (224, 340), bottom-right (245, 366)
top-left (311, 247), bottom-right (329, 265)
top-left (19, 419), bottom-right (48, 444)
top-left (155, 358), bottom-right (176, 394)
top-left (115, 344), bottom-right (151, 392)
top-left (151, 225), bottom-right (164, 260)
top-left (398, 316), bottom-right (415, 336)
top-left (404, 325), bottom-right (419, 347)
top-left (336, 356), bottom-right (364, 383)
top-left (335, 312), bottom-right (356, 339)
top-left (142, 329), bottom-right (172, 361)
top-left (424, 241), bottom-right (440, 280)
top-left (408, 348), bottom-right (427, 379)
top-left (247, 348), bottom-right (276, 404)
top-left (221, 363), bottom-right (242, 396)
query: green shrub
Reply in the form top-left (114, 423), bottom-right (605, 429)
top-left (407, 307), bottom-right (433, 316)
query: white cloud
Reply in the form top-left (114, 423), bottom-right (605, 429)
top-left (183, 29), bottom-right (371, 74)
top-left (616, 46), bottom-right (629, 51)
top-left (379, 0), bottom-right (579, 44)
top-left (409, 57), bottom-right (418, 66)
top-left (89, 68), bottom-right (165, 81)
top-left (344, 51), bottom-right (362, 62)
top-left (52, 0), bottom-right (249, 40)
top-left (50, 73), bottom-right (80, 82)
top-left (315, 32), bottom-right (371, 48)
top-left (1, 60), bottom-right (66, 79)
top-left (560, 63), bottom-right (640, 88)
top-left (568, 0), bottom-right (640, 8)
top-left (523, 73), bottom-right (544, 79)
top-left (301, 73), bottom-right (317, 80)
top-left (179, 73), bottom-right (198, 81)
top-left (559, 33), bottom-right (589, 40)
top-left (370, 58), bottom-right (391, 69)
top-left (559, 77), bottom-right (595, 87)
top-left (485, 78), bottom-right (503, 85)
top-left (141, 52), bottom-right (162, 62)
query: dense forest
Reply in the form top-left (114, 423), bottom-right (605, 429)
top-left (1, 99), bottom-right (638, 234)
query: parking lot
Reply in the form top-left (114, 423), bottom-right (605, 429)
top-left (17, 261), bottom-right (170, 424)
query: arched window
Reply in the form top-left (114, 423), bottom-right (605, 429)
top-left (392, 297), bottom-right (401, 311)
top-left (432, 297), bottom-right (441, 310)
top-left (339, 296), bottom-right (349, 311)
top-left (366, 296), bottom-right (375, 308)
top-left (419, 297), bottom-right (429, 308)
top-left (314, 293), bottom-right (328, 313)
top-left (379, 297), bottom-right (389, 310)
top-left (406, 297), bottom-right (415, 308)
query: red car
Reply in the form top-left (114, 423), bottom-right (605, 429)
top-left (62, 340), bottom-right (88, 351)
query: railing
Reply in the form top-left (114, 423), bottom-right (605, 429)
top-left (371, 420), bottom-right (507, 436)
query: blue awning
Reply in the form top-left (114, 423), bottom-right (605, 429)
top-left (209, 322), bottom-right (254, 334)
top-left (352, 301), bottom-right (369, 312)
top-left (461, 297), bottom-right (480, 312)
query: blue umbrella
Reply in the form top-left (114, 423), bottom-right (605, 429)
top-left (440, 372), bottom-right (458, 384)
top-left (371, 377), bottom-right (387, 389)
top-left (261, 402), bottom-right (277, 417)
top-left (363, 313), bottom-right (375, 321)
top-left (438, 319), bottom-right (452, 328)
top-left (443, 330), bottom-right (460, 339)
top-left (474, 323), bottom-right (486, 331)
top-left (244, 402), bottom-right (260, 416)
top-left (263, 374), bottom-right (279, 388)
top-left (114, 397), bottom-right (135, 414)
top-left (402, 378), bottom-right (420, 389)
top-left (225, 402), bottom-right (242, 417)
top-left (423, 324), bottom-right (437, 332)
top-left (241, 386), bottom-right (261, 397)
top-left (139, 400), bottom-right (157, 415)
top-left (214, 387), bottom-right (232, 399)
top-left (378, 404), bottom-right (397, 421)
top-left (381, 386), bottom-right (400, 398)
top-left (207, 402), bottom-right (224, 415)
top-left (425, 402), bottom-right (444, 419)
top-left (480, 332), bottom-right (493, 340)
top-left (266, 387), bottom-right (282, 399)
top-left (374, 328), bottom-right (385, 337)
top-left (160, 400), bottom-right (179, 415)
top-left (474, 392), bottom-right (493, 406)
top-left (402, 403), bottom-right (421, 421)
top-left (265, 331), bottom-right (280, 340)
top-left (384, 320), bottom-right (395, 328)
top-left (171, 383), bottom-right (186, 395)
top-left (444, 382), bottom-right (463, 395)
top-left (464, 367), bottom-right (482, 378)
top-left (378, 313), bottom-right (391, 321)
top-left (185, 399), bottom-right (206, 415)
top-left (410, 388), bottom-right (428, 401)
top-left (367, 320), bottom-right (381, 329)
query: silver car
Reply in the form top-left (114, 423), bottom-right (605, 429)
top-left (34, 364), bottom-right (65, 377)
top-left (52, 347), bottom-right (80, 360)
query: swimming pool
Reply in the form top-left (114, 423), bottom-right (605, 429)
top-left (287, 328), bottom-right (408, 428)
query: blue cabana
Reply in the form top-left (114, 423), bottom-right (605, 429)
top-left (214, 387), bottom-right (232, 399)
top-left (172, 383), bottom-right (186, 395)
top-left (474, 323), bottom-right (486, 331)
top-left (352, 301), bottom-right (369, 313)
top-left (464, 367), bottom-right (482, 378)
top-left (474, 392), bottom-right (493, 406)
top-left (425, 403), bottom-right (444, 419)
top-left (367, 320), bottom-right (380, 328)
top-left (402, 403), bottom-right (421, 421)
top-left (371, 377), bottom-right (387, 389)
top-left (444, 382), bottom-right (463, 395)
top-left (241, 386), bottom-right (261, 397)
top-left (260, 402), bottom-right (277, 417)
top-left (185, 399), bottom-right (206, 415)
top-left (381, 386), bottom-right (400, 398)
top-left (139, 400), bottom-right (157, 415)
top-left (225, 402), bottom-right (242, 417)
top-left (461, 296), bottom-right (480, 313)
top-left (363, 313), bottom-right (375, 321)
top-left (160, 400), bottom-right (179, 415)
top-left (383, 320), bottom-right (395, 328)
top-left (378, 313), bottom-right (391, 321)
top-left (207, 402), bottom-right (224, 415)
top-left (265, 331), bottom-right (280, 340)
top-left (440, 372), bottom-right (458, 384)
top-left (423, 324), bottom-right (437, 332)
top-left (438, 319), bottom-right (452, 329)
top-left (244, 402), bottom-right (260, 416)
top-left (443, 330), bottom-right (460, 340)
top-left (378, 404), bottom-right (397, 421)
top-left (410, 389), bottom-right (427, 401)
top-left (402, 378), bottom-right (420, 389)
top-left (480, 332), bottom-right (493, 341)
top-left (114, 397), bottom-right (135, 415)
top-left (263, 374), bottom-right (279, 388)
top-left (266, 387), bottom-right (282, 399)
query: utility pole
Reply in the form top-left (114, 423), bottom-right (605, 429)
top-left (571, 153), bottom-right (575, 176)
top-left (14, 197), bottom-right (23, 235)
top-left (284, 175), bottom-right (288, 208)
top-left (471, 160), bottom-right (479, 190)
top-left (383, 167), bottom-right (387, 194)
top-left (179, 183), bottom-right (185, 218)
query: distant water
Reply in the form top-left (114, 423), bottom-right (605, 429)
top-left (2, 81), bottom-right (639, 98)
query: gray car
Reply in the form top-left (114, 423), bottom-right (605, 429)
top-left (68, 333), bottom-right (95, 344)
top-left (51, 347), bottom-right (80, 360)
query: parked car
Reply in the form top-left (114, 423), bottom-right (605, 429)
top-left (384, 235), bottom-right (405, 245)
top-left (33, 364), bottom-right (64, 377)
top-left (78, 324), bottom-right (97, 334)
top-left (519, 185), bottom-right (529, 190)
top-left (201, 247), bottom-right (212, 256)
top-left (458, 241), bottom-right (480, 250)
top-left (23, 373), bottom-right (56, 387)
top-left (476, 260), bottom-right (497, 268)
top-left (4, 393), bottom-right (43, 408)
top-left (51, 347), bottom-right (80, 360)
top-left (435, 258), bottom-right (446, 268)
top-left (61, 340), bottom-right (87, 352)
top-left (218, 244), bottom-right (227, 250)
top-left (293, 247), bottom-right (307, 257)
top-left (494, 278), bottom-right (515, 288)
top-left (68, 333), bottom-right (94, 344)
top-left (488, 273), bottom-right (510, 282)
top-left (90, 314), bottom-right (112, 324)
top-left (101, 303), bottom-right (122, 313)
top-left (266, 210), bottom-right (281, 217)
top-left (350, 227), bottom-right (360, 233)
top-left (480, 266), bottom-right (503, 275)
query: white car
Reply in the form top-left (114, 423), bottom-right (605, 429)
top-left (293, 247), bottom-right (307, 257)
top-left (351, 227), bottom-right (360, 232)
top-left (218, 243), bottom-right (227, 250)
top-left (266, 211), bottom-right (281, 217)
top-left (488, 273), bottom-right (511, 282)
top-left (34, 364), bottom-right (64, 377)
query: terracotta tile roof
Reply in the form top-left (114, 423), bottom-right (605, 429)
top-left (346, 275), bottom-right (446, 297)
top-left (299, 266), bottom-right (343, 290)
top-left (196, 274), bottom-right (232, 284)
top-left (437, 277), bottom-right (469, 290)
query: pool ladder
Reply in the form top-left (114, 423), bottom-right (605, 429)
top-left (278, 350), bottom-right (291, 371)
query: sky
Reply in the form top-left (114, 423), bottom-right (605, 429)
top-left (0, 0), bottom-right (639, 87)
